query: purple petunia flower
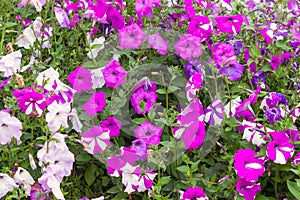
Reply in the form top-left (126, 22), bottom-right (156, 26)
top-left (134, 121), bottom-right (162, 146)
top-left (174, 34), bottom-right (202, 60)
top-left (265, 107), bottom-right (281, 124)
top-left (215, 14), bottom-right (243, 34)
top-left (82, 92), bottom-right (106, 116)
top-left (260, 92), bottom-right (287, 110)
top-left (184, 60), bottom-right (205, 79)
top-left (218, 62), bottom-right (244, 81)
top-left (188, 15), bottom-right (212, 41)
top-left (185, 0), bottom-right (195, 18)
top-left (234, 148), bottom-right (265, 182)
top-left (81, 126), bottom-right (111, 154)
top-left (181, 186), bottom-right (208, 200)
top-left (213, 43), bottom-right (237, 68)
top-left (131, 139), bottom-right (148, 160)
top-left (118, 24), bottom-right (146, 49)
top-left (173, 98), bottom-right (206, 150)
top-left (54, 7), bottom-right (70, 28)
top-left (266, 23), bottom-right (288, 41)
top-left (266, 131), bottom-right (294, 164)
top-left (270, 55), bottom-right (281, 70)
top-left (251, 70), bottom-right (266, 89)
top-left (66, 66), bottom-right (93, 93)
top-left (106, 5), bottom-right (124, 30)
top-left (226, 39), bottom-right (243, 55)
top-left (236, 178), bottom-right (261, 200)
top-left (130, 88), bottom-right (157, 115)
top-left (102, 60), bottom-right (127, 88)
top-left (147, 32), bottom-right (168, 55)
top-left (204, 98), bottom-right (224, 125)
top-left (100, 116), bottom-right (122, 137)
top-left (185, 72), bottom-right (203, 101)
top-left (0, 76), bottom-right (12, 90)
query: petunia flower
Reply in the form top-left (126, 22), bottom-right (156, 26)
top-left (213, 43), bottom-right (236, 68)
top-left (188, 16), bottom-right (212, 41)
top-left (100, 116), bottom-right (122, 137)
top-left (236, 178), bottom-right (261, 200)
top-left (224, 96), bottom-right (242, 117)
top-left (134, 121), bottom-right (162, 146)
top-left (147, 32), bottom-right (168, 55)
top-left (266, 23), bottom-right (288, 41)
top-left (215, 14), bottom-right (243, 34)
top-left (107, 5), bottom-right (125, 30)
top-left (260, 92), bottom-right (287, 110)
top-left (81, 126), bottom-right (110, 154)
top-left (118, 24), bottom-right (146, 49)
top-left (13, 167), bottom-right (35, 196)
top-left (180, 186), bottom-right (208, 200)
top-left (130, 88), bottom-right (158, 115)
top-left (135, 0), bottom-right (159, 18)
top-left (226, 39), bottom-right (243, 55)
top-left (0, 111), bottom-right (22, 145)
top-left (185, 72), bottom-right (203, 101)
top-left (185, 0), bottom-right (195, 18)
top-left (266, 131), bottom-right (294, 164)
top-left (136, 168), bottom-right (157, 192)
top-left (102, 60), bottom-right (127, 88)
top-left (51, 79), bottom-right (76, 104)
top-left (131, 139), bottom-right (148, 160)
top-left (0, 50), bottom-right (22, 77)
top-left (184, 60), bottom-right (205, 79)
top-left (291, 152), bottom-right (300, 166)
top-left (90, 68), bottom-right (105, 89)
top-left (173, 98), bottom-right (206, 150)
top-left (133, 77), bottom-right (157, 93)
top-left (0, 76), bottom-right (12, 90)
top-left (218, 62), bottom-right (244, 81)
top-left (204, 98), bottom-right (224, 125)
top-left (66, 66), bottom-right (93, 93)
top-left (82, 92), bottom-right (106, 116)
top-left (54, 7), bottom-right (70, 28)
top-left (265, 107), bottom-right (281, 124)
top-left (0, 173), bottom-right (18, 199)
top-left (87, 37), bottom-right (105, 59)
top-left (234, 148), bottom-right (265, 182)
top-left (69, 108), bottom-right (83, 133)
top-left (174, 34), bottom-right (202, 60)
top-left (251, 70), bottom-right (266, 89)
top-left (240, 120), bottom-right (270, 146)
top-left (121, 163), bottom-right (140, 194)
top-left (46, 102), bottom-right (71, 133)
top-left (36, 67), bottom-right (60, 91)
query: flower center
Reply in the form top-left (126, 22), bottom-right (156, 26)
top-left (145, 132), bottom-right (151, 137)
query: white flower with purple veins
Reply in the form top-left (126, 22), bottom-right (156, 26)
top-left (81, 126), bottom-right (111, 154)
top-left (241, 120), bottom-right (271, 146)
top-left (204, 98), bottom-right (224, 125)
top-left (185, 72), bottom-right (203, 101)
top-left (38, 165), bottom-right (65, 200)
top-left (87, 37), bottom-right (105, 59)
top-left (13, 167), bottom-right (35, 196)
top-left (91, 68), bottom-right (105, 89)
top-left (15, 25), bottom-right (36, 49)
top-left (0, 111), bottom-right (22, 145)
top-left (36, 67), bottom-right (60, 91)
top-left (46, 102), bottom-right (71, 133)
top-left (0, 173), bottom-right (18, 198)
top-left (121, 163), bottom-right (139, 194)
top-left (0, 50), bottom-right (22, 77)
top-left (224, 96), bottom-right (242, 117)
top-left (266, 23), bottom-right (288, 40)
top-left (267, 131), bottom-right (294, 164)
top-left (52, 79), bottom-right (76, 104)
top-left (69, 108), bottom-right (83, 132)
top-left (54, 7), bottom-right (70, 28)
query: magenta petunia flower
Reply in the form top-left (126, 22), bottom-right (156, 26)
top-left (82, 92), bottom-right (106, 116)
top-left (215, 14), bottom-right (243, 34)
top-left (135, 0), bottom-right (159, 18)
top-left (133, 77), bottom-right (157, 93)
top-left (0, 111), bottom-right (22, 145)
top-left (107, 5), bottom-right (124, 30)
top-left (270, 55), bottom-right (281, 70)
top-left (134, 121), bottom-right (162, 146)
top-left (118, 24), bottom-right (146, 49)
top-left (100, 116), bottom-right (122, 137)
top-left (174, 34), bottom-right (202, 60)
top-left (66, 66), bottom-right (93, 93)
top-left (236, 178), bottom-right (261, 200)
top-left (106, 147), bottom-right (139, 177)
top-left (131, 139), bottom-right (148, 160)
top-left (204, 98), bottom-right (224, 125)
top-left (89, 0), bottom-right (107, 19)
top-left (81, 126), bottom-right (111, 154)
top-left (185, 0), bottom-right (195, 18)
top-left (181, 186), bottom-right (208, 200)
top-left (218, 62), bottom-right (244, 81)
top-left (130, 88), bottom-right (157, 115)
top-left (291, 152), bottom-right (300, 166)
top-left (234, 148), bottom-right (265, 182)
top-left (147, 32), bottom-right (168, 55)
top-left (213, 42), bottom-right (237, 68)
top-left (173, 98), bottom-right (206, 150)
top-left (185, 72), bottom-right (203, 101)
top-left (266, 131), bottom-right (294, 164)
top-left (188, 15), bottom-right (212, 40)
top-left (102, 60), bottom-right (127, 88)
top-left (135, 168), bottom-right (156, 192)
top-left (0, 76), bottom-right (12, 90)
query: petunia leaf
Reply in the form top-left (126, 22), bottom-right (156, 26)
top-left (287, 180), bottom-right (300, 198)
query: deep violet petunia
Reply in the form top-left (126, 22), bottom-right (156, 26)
top-left (218, 62), bottom-right (244, 81)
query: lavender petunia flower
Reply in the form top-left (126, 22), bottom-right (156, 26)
top-left (204, 98), bottom-right (224, 125)
top-left (118, 24), bottom-right (146, 49)
top-left (66, 66), bottom-right (93, 93)
top-left (266, 131), bottom-right (294, 164)
top-left (131, 139), bottom-right (148, 160)
top-left (82, 92), bottom-right (106, 116)
top-left (81, 126), bottom-right (110, 154)
top-left (147, 32), bottom-right (168, 55)
top-left (236, 178), bottom-right (261, 200)
top-left (14, 167), bottom-right (35, 196)
top-left (218, 62), bottom-right (244, 81)
top-left (134, 121), bottom-right (162, 146)
top-left (174, 34), bottom-right (202, 60)
top-left (102, 60), bottom-right (127, 88)
top-left (54, 7), bottom-right (70, 28)
top-left (234, 148), bottom-right (265, 182)
top-left (46, 102), bottom-right (71, 133)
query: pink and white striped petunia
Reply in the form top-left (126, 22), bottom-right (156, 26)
top-left (81, 126), bottom-right (110, 154)
top-left (204, 98), bottom-right (224, 125)
top-left (185, 72), bottom-right (203, 101)
top-left (266, 131), bottom-right (294, 164)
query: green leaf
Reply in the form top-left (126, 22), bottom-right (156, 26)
top-left (255, 194), bottom-right (269, 200)
top-left (132, 118), bottom-right (146, 125)
top-left (85, 164), bottom-right (97, 186)
top-left (156, 88), bottom-right (167, 94)
top-left (75, 152), bottom-right (91, 162)
top-left (158, 176), bottom-right (171, 186)
top-left (287, 180), bottom-right (300, 198)
top-left (249, 45), bottom-right (260, 58)
top-left (177, 166), bottom-right (190, 173)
